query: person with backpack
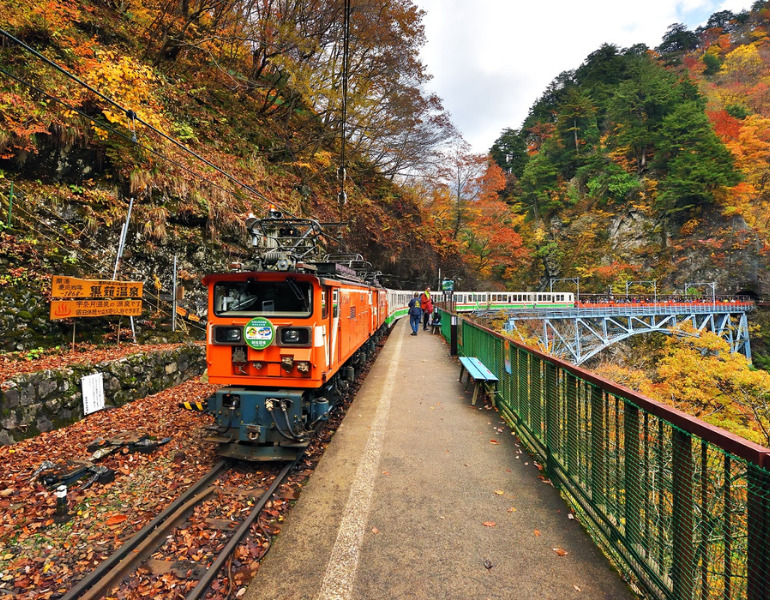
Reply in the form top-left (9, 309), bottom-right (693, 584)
top-left (408, 292), bottom-right (422, 336)
top-left (420, 287), bottom-right (433, 331)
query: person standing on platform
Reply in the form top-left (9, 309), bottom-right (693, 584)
top-left (408, 292), bottom-right (422, 335)
top-left (420, 287), bottom-right (433, 331)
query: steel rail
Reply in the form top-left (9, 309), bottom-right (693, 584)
top-left (78, 487), bottom-right (217, 600)
top-left (185, 458), bottom-right (298, 600)
top-left (60, 460), bottom-right (227, 600)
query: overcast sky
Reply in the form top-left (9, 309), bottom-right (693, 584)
top-left (413, 0), bottom-right (756, 154)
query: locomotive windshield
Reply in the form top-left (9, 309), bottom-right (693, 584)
top-left (213, 278), bottom-right (313, 318)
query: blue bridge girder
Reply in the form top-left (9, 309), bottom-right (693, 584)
top-left (499, 303), bottom-right (754, 365)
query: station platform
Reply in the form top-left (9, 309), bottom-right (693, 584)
top-left (244, 319), bottom-right (636, 600)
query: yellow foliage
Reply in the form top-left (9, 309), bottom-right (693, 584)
top-left (679, 219), bottom-right (699, 236)
top-left (314, 151), bottom-right (334, 168)
top-left (593, 324), bottom-right (770, 446)
top-left (721, 44), bottom-right (764, 82)
top-left (651, 324), bottom-right (770, 445)
top-left (593, 362), bottom-right (653, 392)
top-left (82, 50), bottom-right (167, 134)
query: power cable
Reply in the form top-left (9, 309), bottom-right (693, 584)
top-left (0, 28), bottom-right (277, 208)
top-left (5, 202), bottom-right (206, 333)
top-left (0, 65), bottom-right (260, 216)
top-left (0, 55), bottom-right (344, 249)
top-left (0, 66), bottom-right (347, 260)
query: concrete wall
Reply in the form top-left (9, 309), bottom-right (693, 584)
top-left (0, 343), bottom-right (207, 445)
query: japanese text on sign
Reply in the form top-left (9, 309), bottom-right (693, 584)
top-left (50, 299), bottom-right (143, 320)
top-left (52, 276), bottom-right (143, 299)
top-left (82, 373), bottom-right (105, 415)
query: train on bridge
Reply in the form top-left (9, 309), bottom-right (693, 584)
top-left (446, 291), bottom-right (753, 312)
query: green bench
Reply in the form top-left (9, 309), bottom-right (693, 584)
top-left (458, 356), bottom-right (499, 406)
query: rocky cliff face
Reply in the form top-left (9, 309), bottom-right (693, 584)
top-left (545, 201), bottom-right (767, 298)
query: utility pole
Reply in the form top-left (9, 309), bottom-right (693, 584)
top-left (172, 254), bottom-right (178, 332)
top-left (113, 198), bottom-right (136, 343)
top-left (549, 277), bottom-right (580, 303)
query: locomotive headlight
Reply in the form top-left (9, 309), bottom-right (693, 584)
top-left (296, 361), bottom-right (311, 373)
top-left (284, 329), bottom-right (301, 343)
top-left (281, 355), bottom-right (294, 371)
top-left (278, 327), bottom-right (311, 347)
top-left (214, 326), bottom-right (242, 344)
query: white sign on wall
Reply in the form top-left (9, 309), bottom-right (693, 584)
top-left (81, 373), bottom-right (105, 415)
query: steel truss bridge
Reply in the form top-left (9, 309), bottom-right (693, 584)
top-left (496, 301), bottom-right (754, 365)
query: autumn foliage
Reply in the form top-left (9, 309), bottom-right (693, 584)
top-left (594, 324), bottom-right (770, 445)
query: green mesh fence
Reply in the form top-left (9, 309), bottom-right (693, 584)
top-left (440, 311), bottom-right (770, 600)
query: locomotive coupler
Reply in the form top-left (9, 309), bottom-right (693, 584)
top-left (246, 425), bottom-right (262, 440)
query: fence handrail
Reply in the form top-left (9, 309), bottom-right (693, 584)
top-left (456, 309), bottom-right (770, 467)
top-left (443, 308), bottom-right (770, 600)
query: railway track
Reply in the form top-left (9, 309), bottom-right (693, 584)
top-left (60, 458), bottom-right (298, 600)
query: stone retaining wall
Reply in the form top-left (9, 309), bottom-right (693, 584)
top-left (0, 343), bottom-right (207, 445)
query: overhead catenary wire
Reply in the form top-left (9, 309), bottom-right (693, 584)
top-left (4, 200), bottom-right (207, 333)
top-left (0, 33), bottom-right (348, 250)
top-left (0, 64), bottom-right (352, 257)
top-left (0, 66), bottom-right (259, 216)
top-left (0, 29), bottom-right (277, 207)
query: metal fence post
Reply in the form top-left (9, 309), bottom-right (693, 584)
top-left (566, 373), bottom-right (578, 476)
top-left (545, 363), bottom-right (559, 478)
top-left (450, 314), bottom-right (458, 356)
top-left (747, 463), bottom-right (770, 600)
top-left (591, 385), bottom-right (606, 506)
top-left (672, 428), bottom-right (695, 599)
top-left (518, 350), bottom-right (529, 425)
top-left (172, 254), bottom-right (178, 332)
top-left (7, 181), bottom-right (12, 226)
top-left (509, 345), bottom-right (519, 414)
top-left (624, 404), bottom-right (641, 548)
top-left (530, 354), bottom-right (542, 438)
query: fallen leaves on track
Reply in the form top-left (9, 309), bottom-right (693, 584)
top-left (0, 373), bottom-right (217, 598)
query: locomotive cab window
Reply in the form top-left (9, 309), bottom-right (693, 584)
top-left (214, 278), bottom-right (313, 318)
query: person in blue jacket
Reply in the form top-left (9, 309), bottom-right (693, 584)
top-left (408, 292), bottom-right (422, 336)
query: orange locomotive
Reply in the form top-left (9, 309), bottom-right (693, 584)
top-left (203, 211), bottom-right (389, 460)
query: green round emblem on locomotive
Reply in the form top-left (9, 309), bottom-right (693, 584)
top-left (243, 317), bottom-right (275, 350)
